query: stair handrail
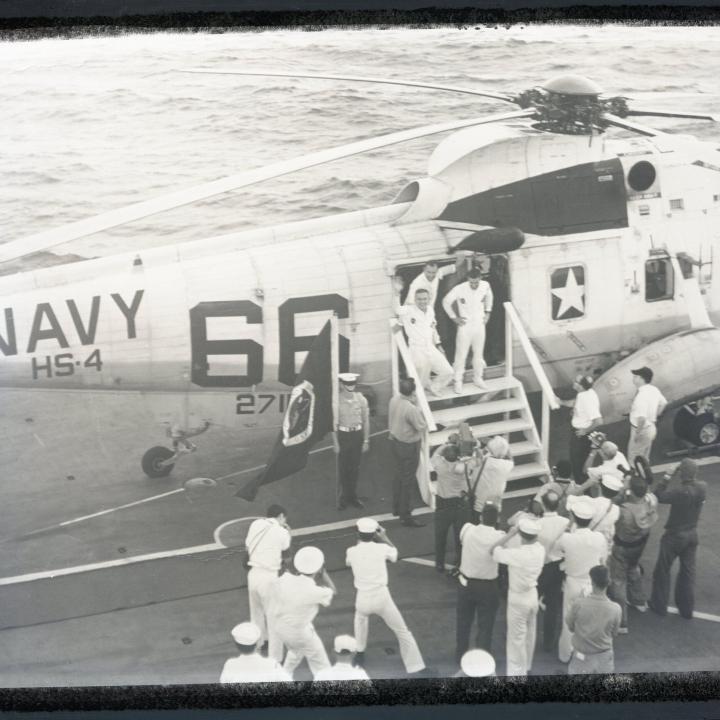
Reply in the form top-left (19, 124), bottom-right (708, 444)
top-left (503, 302), bottom-right (560, 411)
top-left (389, 319), bottom-right (437, 432)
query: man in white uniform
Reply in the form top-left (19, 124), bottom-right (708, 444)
top-left (554, 500), bottom-right (608, 663)
top-left (568, 475), bottom-right (623, 547)
top-left (490, 517), bottom-right (545, 676)
top-left (405, 260), bottom-right (458, 307)
top-left (442, 268), bottom-right (494, 393)
top-left (314, 635), bottom-right (371, 681)
top-left (394, 286), bottom-right (453, 396)
top-left (245, 504), bottom-right (291, 657)
top-left (219, 622), bottom-right (291, 683)
top-left (583, 441), bottom-right (630, 487)
top-left (555, 375), bottom-right (602, 481)
top-left (628, 366), bottom-right (667, 463)
top-left (268, 546), bottom-right (336, 678)
top-left (346, 518), bottom-right (426, 675)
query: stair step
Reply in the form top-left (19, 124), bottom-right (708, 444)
top-left (432, 397), bottom-right (526, 427)
top-left (428, 377), bottom-right (520, 404)
top-left (504, 486), bottom-right (544, 500)
top-left (429, 417), bottom-right (533, 446)
top-left (509, 461), bottom-right (549, 482)
top-left (509, 440), bottom-right (541, 457)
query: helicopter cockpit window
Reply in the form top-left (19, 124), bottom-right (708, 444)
top-left (645, 258), bottom-right (674, 302)
top-left (551, 265), bottom-right (586, 321)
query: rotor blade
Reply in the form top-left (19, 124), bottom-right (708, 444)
top-left (625, 108), bottom-right (718, 122)
top-left (0, 108), bottom-right (534, 263)
top-left (605, 114), bottom-right (667, 137)
top-left (181, 69), bottom-right (516, 104)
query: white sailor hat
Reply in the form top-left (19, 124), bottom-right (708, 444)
top-left (518, 517), bottom-right (540, 536)
top-left (571, 500), bottom-right (594, 520)
top-left (231, 621), bottom-right (261, 646)
top-left (333, 635), bottom-right (358, 653)
top-left (601, 474), bottom-right (624, 492)
top-left (294, 546), bottom-right (325, 575)
top-left (460, 649), bottom-right (496, 677)
top-left (357, 517), bottom-right (379, 533)
top-left (338, 373), bottom-right (360, 384)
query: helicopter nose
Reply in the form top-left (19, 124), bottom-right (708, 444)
top-left (541, 74), bottom-right (603, 97)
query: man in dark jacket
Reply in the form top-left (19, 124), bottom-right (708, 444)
top-left (648, 458), bottom-right (707, 619)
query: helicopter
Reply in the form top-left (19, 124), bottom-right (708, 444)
top-left (2, 72), bottom-right (720, 491)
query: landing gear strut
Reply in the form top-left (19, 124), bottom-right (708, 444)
top-left (141, 420), bottom-right (211, 479)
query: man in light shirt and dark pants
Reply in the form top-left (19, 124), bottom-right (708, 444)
top-left (245, 504), bottom-right (292, 658)
top-left (431, 442), bottom-right (470, 573)
top-left (628, 366), bottom-right (667, 463)
top-left (567, 565), bottom-right (622, 674)
top-left (455, 502), bottom-right (504, 663)
top-left (490, 516), bottom-right (546, 676)
top-left (555, 375), bottom-right (602, 482)
top-left (346, 518), bottom-right (426, 675)
top-left (388, 378), bottom-right (427, 528)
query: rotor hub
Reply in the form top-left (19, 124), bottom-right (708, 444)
top-left (541, 74), bottom-right (603, 97)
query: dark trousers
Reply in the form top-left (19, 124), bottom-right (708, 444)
top-left (390, 438), bottom-right (420, 521)
top-left (456, 578), bottom-right (500, 662)
top-left (434, 496), bottom-right (468, 569)
top-left (537, 560), bottom-right (564, 652)
top-left (337, 430), bottom-right (363, 504)
top-left (608, 538), bottom-right (648, 627)
top-left (569, 432), bottom-right (592, 482)
top-left (650, 529), bottom-right (698, 618)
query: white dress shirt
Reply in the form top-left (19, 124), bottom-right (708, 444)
top-left (405, 265), bottom-right (455, 306)
top-left (397, 304), bottom-right (441, 348)
top-left (571, 388), bottom-right (602, 430)
top-left (587, 496), bottom-right (621, 545)
top-left (246, 518), bottom-right (291, 572)
top-left (538, 512), bottom-right (571, 563)
top-left (346, 542), bottom-right (397, 591)
top-left (220, 654), bottom-right (291, 683)
top-left (270, 573), bottom-right (333, 626)
top-left (630, 384), bottom-right (667, 426)
top-left (442, 281), bottom-right (493, 322)
top-left (314, 663), bottom-right (371, 681)
top-left (459, 523), bottom-right (505, 579)
top-left (472, 456), bottom-right (514, 511)
top-left (586, 451), bottom-right (630, 481)
top-left (492, 542), bottom-right (545, 594)
top-left (555, 527), bottom-right (608, 578)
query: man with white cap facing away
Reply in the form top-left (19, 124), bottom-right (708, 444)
top-left (346, 518), bottom-right (426, 675)
top-left (268, 546), bottom-right (336, 678)
top-left (220, 622), bottom-right (291, 683)
top-left (553, 500), bottom-right (608, 664)
top-left (489, 516), bottom-right (545, 676)
top-left (314, 635), bottom-right (371, 681)
top-left (333, 372), bottom-right (370, 511)
top-left (454, 649), bottom-right (496, 678)
top-left (567, 474), bottom-right (623, 547)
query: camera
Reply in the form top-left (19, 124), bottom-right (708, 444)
top-left (588, 430), bottom-right (607, 450)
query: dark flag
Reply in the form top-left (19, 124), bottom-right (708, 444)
top-left (236, 320), bottom-right (335, 501)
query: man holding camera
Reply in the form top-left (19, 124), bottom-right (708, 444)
top-left (431, 441), bottom-right (470, 573)
top-left (245, 504), bottom-right (292, 658)
top-left (346, 518), bottom-right (426, 675)
top-left (582, 440), bottom-right (629, 489)
top-left (268, 546), bottom-right (336, 678)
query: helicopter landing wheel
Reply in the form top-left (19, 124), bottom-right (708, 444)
top-left (142, 446), bottom-right (175, 478)
top-left (673, 408), bottom-right (720, 447)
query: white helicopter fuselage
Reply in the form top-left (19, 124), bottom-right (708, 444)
top-left (1, 123), bottom-right (720, 441)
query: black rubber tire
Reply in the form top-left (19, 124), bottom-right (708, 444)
top-left (142, 446), bottom-right (175, 478)
top-left (673, 408), bottom-right (720, 447)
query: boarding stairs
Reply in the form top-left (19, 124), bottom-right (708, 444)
top-left (390, 301), bottom-right (559, 504)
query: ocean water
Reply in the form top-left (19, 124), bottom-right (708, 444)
top-left (2, 25), bottom-right (720, 264)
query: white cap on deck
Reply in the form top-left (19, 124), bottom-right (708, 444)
top-left (357, 517), bottom-right (379, 533)
top-left (460, 649), bottom-right (496, 677)
top-left (334, 635), bottom-right (358, 653)
top-left (294, 546), bottom-right (325, 575)
top-left (231, 621), bottom-right (261, 646)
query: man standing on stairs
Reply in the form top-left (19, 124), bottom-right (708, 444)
top-left (393, 284), bottom-right (453, 397)
top-left (442, 268), bottom-right (493, 394)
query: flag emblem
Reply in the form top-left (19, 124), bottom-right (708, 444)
top-left (282, 380), bottom-right (315, 446)
top-left (551, 266), bottom-right (585, 320)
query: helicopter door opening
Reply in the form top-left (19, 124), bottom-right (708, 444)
top-left (394, 254), bottom-right (510, 370)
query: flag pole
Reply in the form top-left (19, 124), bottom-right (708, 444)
top-left (330, 314), bottom-right (340, 508)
